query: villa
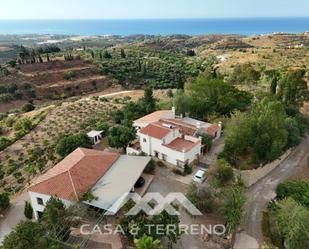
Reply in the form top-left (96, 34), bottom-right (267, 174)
top-left (28, 148), bottom-right (151, 219)
top-left (128, 108), bottom-right (222, 169)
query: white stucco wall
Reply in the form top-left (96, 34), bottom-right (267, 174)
top-left (126, 147), bottom-right (141, 155)
top-left (28, 191), bottom-right (75, 220)
top-left (139, 133), bottom-right (201, 167)
top-left (88, 134), bottom-right (103, 145)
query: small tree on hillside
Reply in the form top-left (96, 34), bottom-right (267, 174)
top-left (24, 201), bottom-right (33, 219)
top-left (21, 102), bottom-right (35, 113)
top-left (142, 87), bottom-right (156, 114)
top-left (120, 48), bottom-right (126, 58)
top-left (103, 50), bottom-right (112, 59)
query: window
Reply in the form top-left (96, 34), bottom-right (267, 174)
top-left (154, 151), bottom-right (159, 158)
top-left (177, 160), bottom-right (185, 168)
top-left (37, 197), bottom-right (44, 206)
top-left (162, 154), bottom-right (167, 161)
top-left (37, 211), bottom-right (43, 219)
top-left (143, 138), bottom-right (147, 143)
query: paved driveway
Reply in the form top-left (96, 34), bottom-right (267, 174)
top-left (148, 167), bottom-right (222, 249)
top-left (234, 136), bottom-right (309, 249)
top-left (0, 191), bottom-right (28, 244)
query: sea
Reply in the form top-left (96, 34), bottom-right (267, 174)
top-left (0, 18), bottom-right (308, 36)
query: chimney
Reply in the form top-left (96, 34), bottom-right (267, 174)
top-left (218, 121), bottom-right (222, 127)
top-left (196, 122), bottom-right (201, 129)
top-left (171, 106), bottom-right (176, 119)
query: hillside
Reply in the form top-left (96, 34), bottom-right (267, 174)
top-left (0, 59), bottom-right (116, 112)
top-left (0, 33), bottom-right (308, 113)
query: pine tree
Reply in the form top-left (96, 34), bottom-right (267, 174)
top-left (90, 50), bottom-right (95, 59)
top-left (120, 48), bottom-right (126, 58)
top-left (142, 87), bottom-right (156, 114)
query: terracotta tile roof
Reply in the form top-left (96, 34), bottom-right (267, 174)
top-left (160, 119), bottom-right (198, 136)
top-left (134, 110), bottom-right (172, 124)
top-left (206, 124), bottom-right (220, 135)
top-left (139, 122), bottom-right (171, 140)
top-left (28, 148), bottom-right (119, 201)
top-left (163, 138), bottom-right (199, 152)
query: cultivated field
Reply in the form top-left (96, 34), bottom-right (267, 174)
top-left (0, 97), bottom-right (119, 194)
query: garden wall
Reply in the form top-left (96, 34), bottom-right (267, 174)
top-left (240, 149), bottom-right (292, 187)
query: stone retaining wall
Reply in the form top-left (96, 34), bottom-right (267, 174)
top-left (240, 149), bottom-right (292, 187)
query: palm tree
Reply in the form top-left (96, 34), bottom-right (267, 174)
top-left (134, 235), bottom-right (163, 249)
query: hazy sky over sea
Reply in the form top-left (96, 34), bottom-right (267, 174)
top-left (0, 0), bottom-right (309, 19)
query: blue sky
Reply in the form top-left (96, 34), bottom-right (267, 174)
top-left (1, 0), bottom-right (308, 19)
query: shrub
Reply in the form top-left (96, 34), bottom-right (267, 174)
top-left (0, 137), bottom-right (11, 151)
top-left (276, 180), bottom-right (309, 208)
top-left (186, 183), bottom-right (214, 213)
top-left (166, 89), bottom-right (174, 98)
top-left (0, 192), bottom-right (10, 211)
top-left (7, 159), bottom-right (17, 175)
top-left (21, 102), bottom-right (35, 113)
top-left (184, 164), bottom-right (193, 175)
top-left (275, 198), bottom-right (309, 249)
top-left (63, 71), bottom-right (77, 80)
top-left (24, 201), bottom-right (33, 219)
top-left (156, 161), bottom-right (166, 167)
top-left (134, 235), bottom-right (163, 249)
top-left (216, 159), bottom-right (234, 183)
top-left (95, 122), bottom-right (109, 134)
top-left (220, 186), bottom-right (246, 233)
top-left (13, 118), bottom-right (33, 131)
top-left (172, 168), bottom-right (184, 176)
top-left (201, 134), bottom-right (213, 152)
top-left (0, 113), bottom-right (8, 121)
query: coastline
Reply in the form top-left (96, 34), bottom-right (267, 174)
top-left (0, 17), bottom-right (308, 36)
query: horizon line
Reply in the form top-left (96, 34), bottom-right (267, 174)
top-left (0, 16), bottom-right (309, 21)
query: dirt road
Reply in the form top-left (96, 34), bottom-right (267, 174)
top-left (234, 136), bottom-right (309, 249)
top-left (0, 192), bottom-right (29, 244)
